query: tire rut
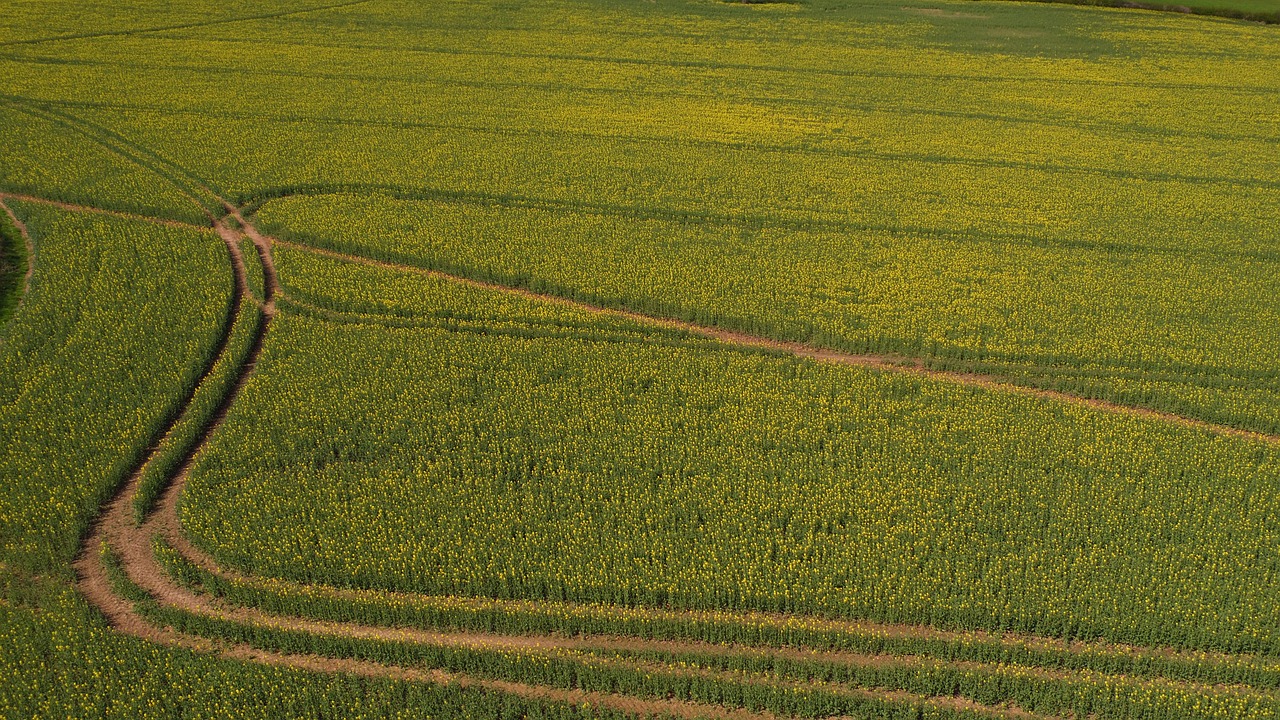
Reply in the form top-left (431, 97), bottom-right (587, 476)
top-left (65, 196), bottom-right (782, 720)
top-left (0, 197), bottom-right (35, 306)
top-left (50, 189), bottom-right (1280, 717)
top-left (271, 238), bottom-right (1280, 446)
top-left (9, 191), bottom-right (1277, 445)
top-left (77, 201), bottom-right (1050, 720)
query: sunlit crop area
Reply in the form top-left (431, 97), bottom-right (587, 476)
top-left (2, 0), bottom-right (1279, 717)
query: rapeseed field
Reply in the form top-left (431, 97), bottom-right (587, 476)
top-left (2, 0), bottom-right (1279, 717)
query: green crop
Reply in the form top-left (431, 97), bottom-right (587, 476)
top-left (0, 204), bottom-right (634, 720)
top-left (5, 0), bottom-right (1280, 716)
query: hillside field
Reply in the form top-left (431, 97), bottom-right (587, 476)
top-left (2, 0), bottom-right (1280, 718)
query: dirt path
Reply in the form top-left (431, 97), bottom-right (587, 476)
top-left (111, 464), bottom-right (1055, 720)
top-left (220, 201), bottom-right (278, 314)
top-left (271, 238), bottom-right (1280, 446)
top-left (64, 199), bottom-right (1057, 720)
top-left (82, 448), bottom-right (779, 720)
top-left (0, 198), bottom-right (36, 303)
top-left (56, 189), bottom-right (1280, 719)
top-left (58, 192), bottom-right (805, 720)
top-left (17, 94), bottom-right (1277, 715)
top-left (7, 190), bottom-right (1276, 445)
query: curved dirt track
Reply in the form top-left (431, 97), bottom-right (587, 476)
top-left (0, 197), bottom-right (36, 303)
top-left (7, 192), bottom-right (1278, 446)
top-left (28, 184), bottom-right (1276, 717)
top-left (61, 195), bottom-right (814, 720)
top-left (73, 210), bottom-right (1047, 720)
top-left (270, 238), bottom-right (1280, 446)
top-left (15, 93), bottom-right (1274, 716)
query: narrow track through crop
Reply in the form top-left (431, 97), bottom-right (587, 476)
top-left (6, 191), bottom-right (1275, 446)
top-left (0, 197), bottom-right (35, 305)
top-left (16, 184), bottom-right (1270, 718)
top-left (6, 101), bottom-right (1278, 718)
top-left (52, 182), bottom-right (1054, 718)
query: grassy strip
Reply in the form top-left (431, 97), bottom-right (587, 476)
top-left (153, 540), bottom-right (1280, 693)
top-left (240, 236), bottom-right (265, 306)
top-left (132, 301), bottom-right (264, 524)
top-left (98, 543), bottom-right (150, 606)
top-left (273, 228), bottom-right (1279, 387)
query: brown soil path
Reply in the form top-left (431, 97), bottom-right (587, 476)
top-left (221, 200), bottom-right (279, 314)
top-left (62, 196), bottom-right (1054, 719)
top-left (272, 238), bottom-right (1280, 446)
top-left (55, 190), bottom-right (793, 720)
top-left (80, 453), bottom-right (779, 720)
top-left (7, 190), bottom-right (1276, 446)
top-left (110, 459), bottom-right (1054, 720)
top-left (0, 197), bottom-right (36, 302)
top-left (59, 190), bottom-right (1280, 719)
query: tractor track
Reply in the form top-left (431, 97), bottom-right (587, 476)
top-left (11, 72), bottom-right (1272, 719)
top-left (27, 186), bottom-right (1274, 720)
top-left (7, 191), bottom-right (1279, 446)
top-left (10, 172), bottom-right (1264, 719)
top-left (59, 191), bottom-right (854, 720)
top-left (71, 205), bottom-right (1051, 720)
top-left (270, 238), bottom-right (1280, 446)
top-left (0, 197), bottom-right (35, 307)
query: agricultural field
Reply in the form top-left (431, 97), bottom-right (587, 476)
top-left (2, 0), bottom-right (1280, 718)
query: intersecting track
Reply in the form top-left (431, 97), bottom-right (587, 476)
top-left (4, 140), bottom-right (1279, 717)
top-left (6, 190), bottom-right (1277, 447)
top-left (56, 193), bottom-right (1049, 720)
top-left (0, 186), bottom-right (1262, 719)
top-left (59, 192), bottom-right (793, 720)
